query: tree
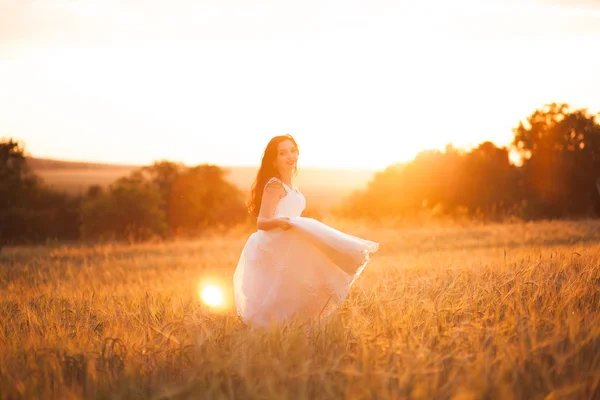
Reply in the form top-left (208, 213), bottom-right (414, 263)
top-left (513, 103), bottom-right (600, 217)
top-left (0, 138), bottom-right (82, 246)
top-left (1, 139), bottom-right (41, 247)
top-left (459, 142), bottom-right (520, 217)
top-left (0, 138), bottom-right (39, 209)
top-left (168, 164), bottom-right (247, 233)
top-left (133, 161), bottom-right (248, 234)
top-left (140, 160), bottom-right (186, 231)
top-left (79, 162), bottom-right (247, 240)
top-left (80, 176), bottom-right (167, 241)
top-left (336, 142), bottom-right (520, 222)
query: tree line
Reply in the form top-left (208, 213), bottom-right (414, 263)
top-left (338, 103), bottom-right (600, 221)
top-left (0, 143), bottom-right (248, 247)
top-left (1, 102), bottom-right (599, 247)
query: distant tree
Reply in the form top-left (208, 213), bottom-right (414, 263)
top-left (513, 103), bottom-right (600, 217)
top-left (597, 177), bottom-right (600, 215)
top-left (80, 162), bottom-right (247, 240)
top-left (168, 164), bottom-right (247, 233)
top-left (0, 138), bottom-right (28, 249)
top-left (1, 139), bottom-right (39, 247)
top-left (336, 142), bottom-right (520, 221)
top-left (0, 138), bottom-right (39, 208)
top-left (0, 138), bottom-right (81, 246)
top-left (80, 176), bottom-right (167, 241)
top-left (140, 160), bottom-right (186, 229)
top-left (459, 142), bottom-right (520, 216)
top-left (85, 184), bottom-right (104, 199)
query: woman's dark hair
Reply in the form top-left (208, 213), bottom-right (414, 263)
top-left (247, 134), bottom-right (299, 217)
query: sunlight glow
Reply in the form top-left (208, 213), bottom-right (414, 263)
top-left (200, 284), bottom-right (224, 308)
top-left (1, 0), bottom-right (600, 169)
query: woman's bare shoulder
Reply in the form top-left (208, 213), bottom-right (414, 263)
top-left (264, 178), bottom-right (286, 197)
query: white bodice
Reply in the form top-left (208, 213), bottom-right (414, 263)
top-left (267, 178), bottom-right (306, 218)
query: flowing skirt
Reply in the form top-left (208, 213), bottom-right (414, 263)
top-left (233, 217), bottom-right (379, 328)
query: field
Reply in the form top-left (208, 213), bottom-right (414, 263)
top-left (1, 219), bottom-right (600, 399)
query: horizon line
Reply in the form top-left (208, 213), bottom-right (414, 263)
top-left (27, 154), bottom-right (384, 172)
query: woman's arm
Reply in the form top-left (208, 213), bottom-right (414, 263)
top-left (257, 181), bottom-right (291, 231)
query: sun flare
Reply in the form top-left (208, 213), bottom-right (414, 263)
top-left (200, 284), bottom-right (225, 307)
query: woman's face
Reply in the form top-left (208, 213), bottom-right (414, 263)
top-left (274, 139), bottom-right (298, 175)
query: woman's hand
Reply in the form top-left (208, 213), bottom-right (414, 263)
top-left (278, 217), bottom-right (292, 230)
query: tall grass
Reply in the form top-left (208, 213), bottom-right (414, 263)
top-left (1, 219), bottom-right (600, 399)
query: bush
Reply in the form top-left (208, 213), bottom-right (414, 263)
top-left (80, 176), bottom-right (167, 241)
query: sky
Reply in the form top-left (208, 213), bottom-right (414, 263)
top-left (1, 0), bottom-right (600, 170)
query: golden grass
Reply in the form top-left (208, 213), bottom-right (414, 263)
top-left (1, 219), bottom-right (600, 399)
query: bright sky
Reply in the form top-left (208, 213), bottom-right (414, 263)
top-left (1, 0), bottom-right (600, 170)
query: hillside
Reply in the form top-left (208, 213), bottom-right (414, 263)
top-left (29, 158), bottom-right (377, 211)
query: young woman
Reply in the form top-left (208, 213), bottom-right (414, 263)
top-left (233, 134), bottom-right (379, 328)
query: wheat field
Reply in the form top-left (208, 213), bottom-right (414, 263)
top-left (1, 219), bottom-right (600, 399)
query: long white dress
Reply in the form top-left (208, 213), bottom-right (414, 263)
top-left (233, 177), bottom-right (379, 328)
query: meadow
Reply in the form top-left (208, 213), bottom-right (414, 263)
top-left (1, 218), bottom-right (600, 399)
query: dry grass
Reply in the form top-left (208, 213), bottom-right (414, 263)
top-left (1, 219), bottom-right (600, 399)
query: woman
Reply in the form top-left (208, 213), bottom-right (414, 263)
top-left (233, 134), bottom-right (379, 328)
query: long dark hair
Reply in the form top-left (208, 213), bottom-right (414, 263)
top-left (247, 134), bottom-right (299, 217)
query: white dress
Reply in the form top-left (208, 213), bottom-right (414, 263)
top-left (233, 177), bottom-right (379, 328)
